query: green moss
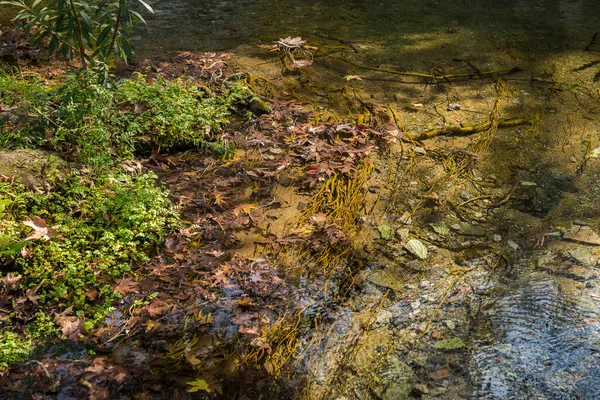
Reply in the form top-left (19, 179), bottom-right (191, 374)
top-left (0, 332), bottom-right (33, 368)
top-left (433, 337), bottom-right (466, 351)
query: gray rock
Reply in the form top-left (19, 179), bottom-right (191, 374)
top-left (569, 247), bottom-right (597, 267)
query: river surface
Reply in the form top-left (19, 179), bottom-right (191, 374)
top-left (134, 1), bottom-right (600, 399)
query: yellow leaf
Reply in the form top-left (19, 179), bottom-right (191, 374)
top-left (233, 203), bottom-right (257, 216)
top-left (187, 379), bottom-right (211, 393)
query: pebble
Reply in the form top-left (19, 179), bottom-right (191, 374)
top-left (414, 146), bottom-right (427, 155)
top-left (507, 240), bottom-right (520, 251)
top-left (573, 219), bottom-right (589, 226)
top-left (460, 191), bottom-right (470, 200)
top-left (419, 280), bottom-right (433, 290)
top-left (399, 212), bottom-right (413, 225)
top-left (410, 300), bottom-right (421, 310)
top-left (395, 228), bottom-right (410, 242)
top-left (492, 234), bottom-right (502, 243)
top-left (570, 156), bottom-right (578, 163)
top-left (447, 103), bottom-right (463, 111)
top-left (444, 320), bottom-right (456, 330)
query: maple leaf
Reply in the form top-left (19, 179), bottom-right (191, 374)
top-left (22, 216), bottom-right (58, 241)
top-left (114, 277), bottom-right (140, 296)
top-left (233, 203), bottom-right (258, 217)
top-left (53, 306), bottom-right (82, 340)
top-left (275, 36), bottom-right (306, 49)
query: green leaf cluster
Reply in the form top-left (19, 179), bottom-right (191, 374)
top-left (0, 0), bottom-right (153, 68)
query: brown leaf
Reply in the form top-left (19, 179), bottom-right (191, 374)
top-left (23, 216), bottom-right (58, 241)
top-left (53, 306), bottom-right (82, 340)
top-left (429, 369), bottom-right (450, 380)
top-left (113, 277), bottom-right (140, 296)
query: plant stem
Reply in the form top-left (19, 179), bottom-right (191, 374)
top-left (68, 0), bottom-right (87, 69)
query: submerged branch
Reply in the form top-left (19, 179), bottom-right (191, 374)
top-left (406, 118), bottom-right (533, 141)
top-left (331, 56), bottom-right (521, 81)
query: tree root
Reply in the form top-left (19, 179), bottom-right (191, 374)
top-left (331, 56), bottom-right (522, 81)
top-left (405, 118), bottom-right (532, 141)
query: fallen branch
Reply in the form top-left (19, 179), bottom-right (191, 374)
top-left (405, 118), bottom-right (532, 141)
top-left (331, 56), bottom-right (521, 80)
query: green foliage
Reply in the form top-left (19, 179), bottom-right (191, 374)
top-left (0, 199), bottom-right (26, 260)
top-left (0, 68), bottom-right (49, 149)
top-left (115, 74), bottom-right (233, 152)
top-left (0, 0), bottom-right (153, 69)
top-left (2, 172), bottom-right (179, 312)
top-left (0, 332), bottom-right (33, 368)
top-left (1, 72), bottom-right (249, 164)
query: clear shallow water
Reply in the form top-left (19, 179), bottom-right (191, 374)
top-left (471, 275), bottom-right (600, 399)
top-left (132, 1), bottom-right (600, 398)
top-left (134, 0), bottom-right (600, 63)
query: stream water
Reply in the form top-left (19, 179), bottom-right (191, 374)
top-left (133, 1), bottom-right (600, 398)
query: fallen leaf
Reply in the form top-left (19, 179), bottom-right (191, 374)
top-left (429, 369), bottom-right (450, 380)
top-left (23, 216), bottom-right (58, 241)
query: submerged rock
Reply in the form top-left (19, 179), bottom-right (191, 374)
top-left (562, 226), bottom-right (600, 245)
top-left (377, 224), bottom-right (395, 240)
top-left (455, 222), bottom-right (486, 236)
top-left (405, 239), bottom-right (428, 259)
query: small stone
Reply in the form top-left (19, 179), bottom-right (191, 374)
top-left (410, 300), bottom-right (421, 310)
top-left (459, 191), bottom-right (470, 200)
top-left (569, 247), bottom-right (597, 267)
top-left (369, 186), bottom-right (380, 194)
top-left (377, 224), bottom-right (395, 240)
top-left (563, 226), bottom-right (600, 245)
top-left (419, 280), bottom-right (433, 290)
top-left (492, 234), bottom-right (502, 243)
top-left (570, 156), bottom-right (578, 163)
top-left (399, 212), bottom-right (413, 225)
top-left (447, 103), bottom-right (462, 111)
top-left (507, 240), bottom-right (520, 251)
top-left (413, 384), bottom-right (430, 395)
top-left (488, 174), bottom-right (497, 181)
top-left (456, 222), bottom-right (486, 236)
top-left (474, 212), bottom-right (483, 218)
top-left (414, 146), bottom-right (427, 155)
top-left (395, 228), bottom-right (410, 241)
top-left (444, 320), bottom-right (456, 330)
top-left (431, 330), bottom-right (444, 339)
top-left (573, 219), bottom-right (589, 226)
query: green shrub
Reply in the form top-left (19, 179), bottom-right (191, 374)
top-left (115, 74), bottom-right (231, 151)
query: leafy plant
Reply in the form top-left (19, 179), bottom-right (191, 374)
top-left (0, 0), bottom-right (153, 68)
top-left (0, 332), bottom-right (33, 368)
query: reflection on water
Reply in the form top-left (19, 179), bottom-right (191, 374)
top-left (472, 275), bottom-right (600, 399)
top-left (134, 0), bottom-right (600, 60)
